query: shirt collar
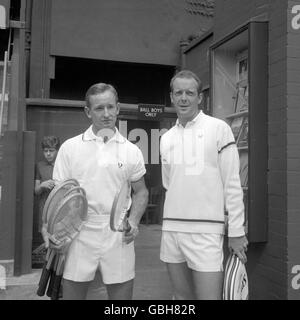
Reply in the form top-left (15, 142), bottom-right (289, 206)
top-left (82, 125), bottom-right (126, 144)
top-left (176, 110), bottom-right (204, 128)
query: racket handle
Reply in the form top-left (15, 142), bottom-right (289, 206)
top-left (36, 262), bottom-right (50, 296)
top-left (51, 274), bottom-right (63, 300)
top-left (46, 269), bottom-right (56, 298)
top-left (51, 256), bottom-right (65, 300)
top-left (46, 253), bottom-right (59, 298)
top-left (36, 249), bottom-right (55, 297)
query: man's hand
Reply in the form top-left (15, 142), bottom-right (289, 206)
top-left (228, 235), bottom-right (248, 264)
top-left (40, 179), bottom-right (56, 190)
top-left (123, 221), bottom-right (139, 244)
top-left (41, 224), bottom-right (50, 248)
top-left (41, 223), bottom-right (63, 250)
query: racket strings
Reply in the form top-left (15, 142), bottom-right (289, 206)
top-left (46, 187), bottom-right (71, 217)
top-left (43, 179), bottom-right (80, 225)
top-left (53, 201), bottom-right (85, 235)
top-left (48, 193), bottom-right (87, 252)
top-left (53, 221), bottom-right (83, 244)
top-left (55, 219), bottom-right (81, 235)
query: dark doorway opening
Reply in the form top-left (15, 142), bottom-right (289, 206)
top-left (50, 56), bottom-right (175, 106)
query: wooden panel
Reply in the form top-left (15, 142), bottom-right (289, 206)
top-left (185, 32), bottom-right (213, 88)
top-left (248, 22), bottom-right (269, 242)
top-left (20, 131), bottom-right (36, 274)
top-left (49, 0), bottom-right (213, 65)
top-left (0, 131), bottom-right (17, 261)
top-left (26, 106), bottom-right (90, 164)
top-left (29, 0), bottom-right (51, 98)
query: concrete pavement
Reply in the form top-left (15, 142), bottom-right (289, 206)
top-left (0, 224), bottom-right (173, 300)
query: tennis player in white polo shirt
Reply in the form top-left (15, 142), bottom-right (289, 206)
top-left (43, 83), bottom-right (148, 300)
top-left (160, 70), bottom-right (248, 300)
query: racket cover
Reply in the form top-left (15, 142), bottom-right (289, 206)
top-left (223, 253), bottom-right (249, 300)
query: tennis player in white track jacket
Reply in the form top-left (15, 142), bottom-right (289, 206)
top-left (160, 70), bottom-right (248, 300)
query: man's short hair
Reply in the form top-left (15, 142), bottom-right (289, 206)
top-left (41, 136), bottom-right (60, 150)
top-left (170, 70), bottom-right (203, 94)
top-left (85, 83), bottom-right (119, 108)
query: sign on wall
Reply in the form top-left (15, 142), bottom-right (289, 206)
top-left (138, 104), bottom-right (165, 121)
top-left (291, 4), bottom-right (300, 30)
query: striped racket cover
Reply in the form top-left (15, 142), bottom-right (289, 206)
top-left (110, 181), bottom-right (131, 232)
top-left (223, 253), bottom-right (249, 300)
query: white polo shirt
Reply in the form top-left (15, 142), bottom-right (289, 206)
top-left (160, 111), bottom-right (245, 237)
top-left (53, 126), bottom-right (146, 220)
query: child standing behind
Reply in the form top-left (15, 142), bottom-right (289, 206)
top-left (34, 136), bottom-right (60, 232)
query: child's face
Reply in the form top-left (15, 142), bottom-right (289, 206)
top-left (43, 148), bottom-right (58, 164)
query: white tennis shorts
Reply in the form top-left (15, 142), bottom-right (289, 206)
top-left (63, 216), bottom-right (135, 284)
top-left (160, 231), bottom-right (224, 272)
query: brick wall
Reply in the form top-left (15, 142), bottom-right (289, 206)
top-left (212, 0), bottom-right (289, 299)
top-left (287, 0), bottom-right (300, 300)
top-left (213, 0), bottom-right (271, 41)
top-left (175, 0), bottom-right (297, 300)
top-left (184, 32), bottom-right (213, 89)
top-left (0, 135), bottom-right (3, 184)
top-left (261, 0), bottom-right (288, 300)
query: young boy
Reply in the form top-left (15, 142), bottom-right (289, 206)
top-left (34, 136), bottom-right (60, 232)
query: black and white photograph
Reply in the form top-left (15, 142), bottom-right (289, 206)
top-left (0, 0), bottom-right (300, 307)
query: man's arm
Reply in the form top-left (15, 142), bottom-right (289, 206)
top-left (34, 164), bottom-right (55, 195)
top-left (34, 179), bottom-right (55, 195)
top-left (160, 136), bottom-right (170, 190)
top-left (218, 124), bottom-right (248, 263)
top-left (228, 236), bottom-right (248, 263)
top-left (52, 143), bottom-right (71, 182)
top-left (124, 176), bottom-right (149, 244)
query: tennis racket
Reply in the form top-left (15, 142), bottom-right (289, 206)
top-left (47, 191), bottom-right (88, 299)
top-left (36, 249), bottom-right (56, 296)
top-left (46, 252), bottom-right (60, 298)
top-left (50, 252), bottom-right (65, 300)
top-left (34, 179), bottom-right (81, 255)
top-left (37, 180), bottom-right (88, 299)
top-left (34, 183), bottom-right (86, 254)
top-left (110, 181), bottom-right (131, 232)
top-left (42, 179), bottom-right (80, 225)
top-left (223, 253), bottom-right (249, 300)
